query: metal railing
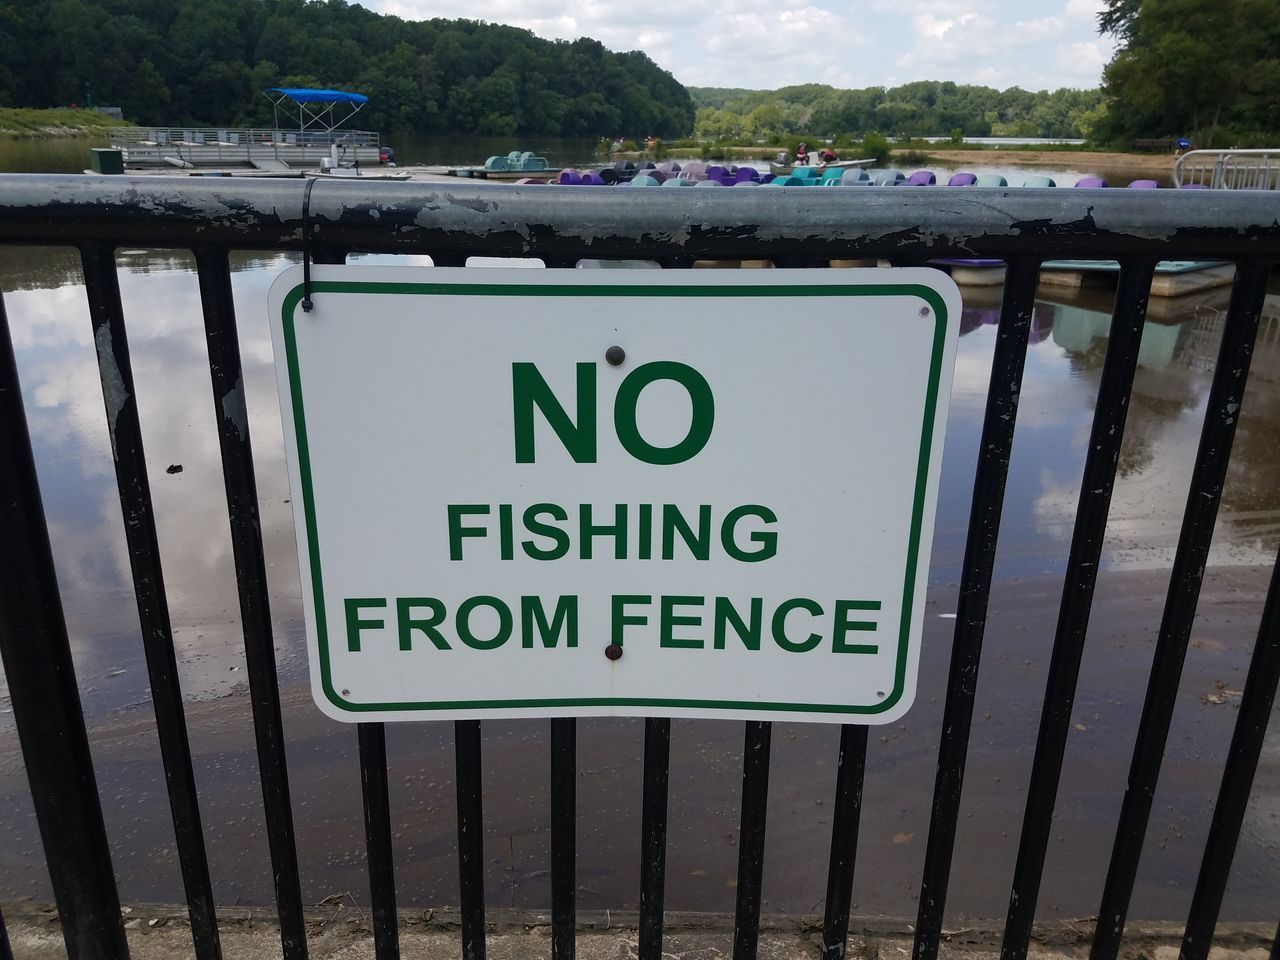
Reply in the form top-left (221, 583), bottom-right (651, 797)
top-left (1174, 149), bottom-right (1280, 189)
top-left (107, 127), bottom-right (381, 167)
top-left (1, 175), bottom-right (1279, 960)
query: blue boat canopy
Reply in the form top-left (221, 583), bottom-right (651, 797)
top-left (264, 87), bottom-right (370, 133)
top-left (267, 88), bottom-right (369, 105)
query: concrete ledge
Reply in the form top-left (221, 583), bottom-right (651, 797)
top-left (3, 906), bottom-right (1276, 960)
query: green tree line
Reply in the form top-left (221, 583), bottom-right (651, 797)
top-left (0, 0), bottom-right (695, 138)
top-left (690, 82), bottom-right (1106, 142)
top-left (1094, 0), bottom-right (1280, 147)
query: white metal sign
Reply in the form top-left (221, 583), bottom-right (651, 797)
top-left (268, 265), bottom-right (960, 724)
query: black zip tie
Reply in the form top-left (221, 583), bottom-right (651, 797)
top-left (300, 176), bottom-right (317, 313)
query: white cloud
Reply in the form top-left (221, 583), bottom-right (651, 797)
top-left (363, 0), bottom-right (1114, 90)
top-left (897, 12), bottom-right (1012, 71)
top-left (891, 0), bottom-right (1117, 89)
top-left (1064, 0), bottom-right (1104, 22)
top-left (688, 4), bottom-right (870, 87)
top-left (915, 12), bottom-right (980, 43)
top-left (1015, 16), bottom-right (1065, 41)
top-left (1058, 39), bottom-right (1114, 81)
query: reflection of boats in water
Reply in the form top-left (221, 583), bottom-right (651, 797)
top-left (1037, 284), bottom-right (1256, 373)
top-left (959, 296), bottom-right (1055, 342)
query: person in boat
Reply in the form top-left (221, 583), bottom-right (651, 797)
top-left (795, 142), bottom-right (811, 165)
top-left (817, 147), bottom-right (837, 167)
top-left (645, 135), bottom-right (657, 152)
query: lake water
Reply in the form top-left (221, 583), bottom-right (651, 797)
top-left (0, 134), bottom-right (607, 173)
top-left (0, 134), bottom-right (1169, 186)
top-left (0, 140), bottom-right (1276, 922)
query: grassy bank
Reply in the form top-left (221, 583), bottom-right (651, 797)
top-left (913, 148), bottom-right (1176, 176)
top-left (0, 107), bottom-right (131, 139)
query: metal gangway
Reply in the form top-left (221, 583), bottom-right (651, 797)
top-left (1174, 148), bottom-right (1280, 189)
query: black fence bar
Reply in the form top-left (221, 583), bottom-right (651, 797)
top-left (1091, 261), bottom-right (1272, 960)
top-left (315, 238), bottom-right (403, 960)
top-left (307, 244), bottom-right (410, 958)
top-left (638, 718), bottom-right (672, 960)
top-left (733, 721), bottom-right (773, 960)
top-left (821, 725), bottom-right (870, 960)
top-left (912, 258), bottom-right (1041, 960)
top-left (1178, 545), bottom-right (1280, 960)
top-left (0, 291), bottom-right (129, 960)
top-left (79, 245), bottom-right (223, 960)
top-left (1000, 260), bottom-right (1156, 960)
top-left (193, 248), bottom-right (308, 960)
top-left (551, 718), bottom-right (577, 960)
top-left (455, 720), bottom-right (486, 960)
top-left (0, 905), bottom-right (11, 960)
top-left (1271, 921), bottom-right (1280, 960)
top-left (358, 723), bottom-right (399, 960)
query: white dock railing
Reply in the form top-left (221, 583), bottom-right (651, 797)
top-left (1173, 148), bottom-right (1280, 189)
top-left (107, 127), bottom-right (381, 168)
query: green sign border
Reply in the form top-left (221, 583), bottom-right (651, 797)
top-left (280, 279), bottom-right (949, 717)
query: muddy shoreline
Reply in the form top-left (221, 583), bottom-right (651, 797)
top-left (7, 904), bottom-right (1278, 960)
top-left (914, 148), bottom-right (1176, 177)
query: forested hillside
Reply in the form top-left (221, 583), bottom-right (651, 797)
top-left (0, 0), bottom-right (695, 137)
top-left (689, 83), bottom-right (1106, 141)
top-left (1094, 0), bottom-right (1280, 147)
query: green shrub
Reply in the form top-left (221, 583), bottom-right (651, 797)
top-left (859, 132), bottom-right (891, 165)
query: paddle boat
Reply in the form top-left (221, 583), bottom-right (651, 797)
top-left (768, 156), bottom-right (875, 177)
top-left (446, 151), bottom-right (563, 180)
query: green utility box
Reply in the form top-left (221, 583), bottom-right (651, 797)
top-left (89, 148), bottom-right (124, 175)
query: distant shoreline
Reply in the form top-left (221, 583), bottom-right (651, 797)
top-left (0, 108), bottom-right (129, 139)
top-left (916, 148), bottom-right (1175, 176)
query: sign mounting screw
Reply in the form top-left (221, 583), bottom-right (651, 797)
top-left (605, 644), bottom-right (624, 661)
top-left (605, 345), bottom-right (626, 366)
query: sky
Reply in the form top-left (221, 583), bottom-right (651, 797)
top-left (364, 0), bottom-right (1119, 92)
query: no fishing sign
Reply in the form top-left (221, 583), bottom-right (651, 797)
top-left (268, 266), bottom-right (960, 724)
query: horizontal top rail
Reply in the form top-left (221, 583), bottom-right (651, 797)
top-left (1, 175), bottom-right (1280, 260)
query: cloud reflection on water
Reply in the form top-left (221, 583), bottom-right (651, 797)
top-left (7, 251), bottom-right (1280, 711)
